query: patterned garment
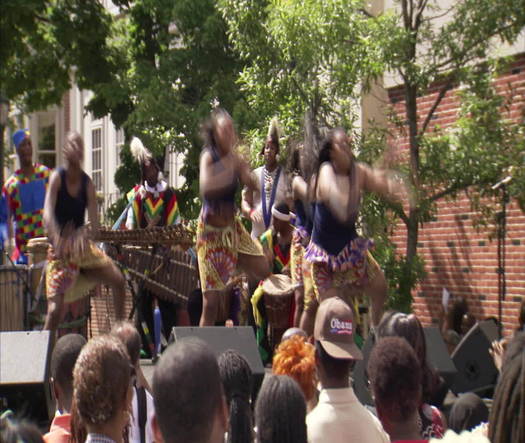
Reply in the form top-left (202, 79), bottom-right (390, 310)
top-left (259, 228), bottom-right (290, 273)
top-left (46, 241), bottom-right (113, 303)
top-left (196, 217), bottom-right (263, 292)
top-left (2, 163), bottom-right (51, 255)
top-left (128, 184), bottom-right (179, 229)
top-left (291, 230), bottom-right (316, 310)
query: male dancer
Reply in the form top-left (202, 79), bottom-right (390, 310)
top-left (3, 129), bottom-right (51, 264)
top-left (43, 131), bottom-right (125, 334)
top-left (241, 118), bottom-right (290, 238)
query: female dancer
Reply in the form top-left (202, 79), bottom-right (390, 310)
top-left (197, 108), bottom-right (270, 326)
top-left (304, 128), bottom-right (404, 326)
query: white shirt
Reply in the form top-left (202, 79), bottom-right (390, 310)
top-left (128, 387), bottom-right (155, 443)
top-left (306, 387), bottom-right (390, 443)
top-left (248, 166), bottom-right (289, 238)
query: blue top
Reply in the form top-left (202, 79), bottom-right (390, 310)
top-left (294, 199), bottom-right (314, 235)
top-left (310, 202), bottom-right (358, 255)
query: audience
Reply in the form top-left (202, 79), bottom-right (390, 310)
top-left (307, 297), bottom-right (389, 443)
top-left (280, 327), bottom-right (307, 342)
top-left (255, 374), bottom-right (307, 443)
top-left (0, 412), bottom-right (44, 443)
top-left (368, 336), bottom-right (425, 442)
top-left (70, 335), bottom-right (133, 443)
top-left (218, 350), bottom-right (254, 443)
top-left (45, 334), bottom-right (87, 443)
top-left (448, 393), bottom-right (488, 434)
top-left (111, 321), bottom-right (155, 443)
top-left (488, 331), bottom-right (525, 443)
top-left (272, 334), bottom-right (317, 411)
top-left (152, 337), bottom-right (228, 443)
top-left (376, 311), bottom-right (445, 438)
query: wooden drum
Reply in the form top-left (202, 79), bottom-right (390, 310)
top-left (0, 265), bottom-right (28, 331)
top-left (262, 274), bottom-right (294, 330)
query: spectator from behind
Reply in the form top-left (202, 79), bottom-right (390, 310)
top-left (45, 334), bottom-right (86, 443)
top-left (111, 321), bottom-right (154, 443)
top-left (255, 374), bottom-right (307, 443)
top-left (368, 337), bottom-right (425, 442)
top-left (218, 350), bottom-right (254, 443)
top-left (307, 297), bottom-right (389, 443)
top-left (273, 334), bottom-right (317, 411)
top-left (152, 338), bottom-right (228, 443)
top-left (0, 412), bottom-right (44, 443)
top-left (377, 311), bottom-right (444, 438)
top-left (448, 393), bottom-right (489, 434)
top-left (71, 335), bottom-right (133, 443)
top-left (488, 331), bottom-right (525, 443)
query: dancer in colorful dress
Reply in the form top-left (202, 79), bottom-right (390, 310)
top-left (3, 129), bottom-right (51, 264)
top-left (43, 131), bottom-right (126, 335)
top-left (305, 128), bottom-right (405, 326)
top-left (197, 108), bottom-right (270, 326)
top-left (241, 118), bottom-right (290, 239)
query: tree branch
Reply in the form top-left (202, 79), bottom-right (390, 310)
top-left (428, 183), bottom-right (463, 203)
top-left (419, 76), bottom-right (454, 136)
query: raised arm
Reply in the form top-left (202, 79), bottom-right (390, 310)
top-left (360, 163), bottom-right (406, 204)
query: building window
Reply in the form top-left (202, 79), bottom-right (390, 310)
top-left (92, 128), bottom-right (103, 192)
top-left (115, 128), bottom-right (124, 167)
top-left (38, 120), bottom-right (56, 168)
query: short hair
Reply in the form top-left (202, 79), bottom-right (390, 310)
top-left (255, 375), bottom-right (307, 443)
top-left (218, 350), bottom-right (253, 443)
top-left (50, 334), bottom-right (86, 397)
top-left (448, 393), bottom-right (489, 433)
top-left (489, 332), bottom-right (525, 443)
top-left (153, 338), bottom-right (224, 443)
top-left (71, 335), bottom-right (132, 441)
top-left (367, 336), bottom-right (422, 422)
top-left (273, 335), bottom-right (316, 401)
top-left (0, 413), bottom-right (43, 443)
top-left (314, 340), bottom-right (352, 380)
top-left (111, 321), bottom-right (141, 365)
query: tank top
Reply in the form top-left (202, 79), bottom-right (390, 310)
top-left (54, 167), bottom-right (89, 230)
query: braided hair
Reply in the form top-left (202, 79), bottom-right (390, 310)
top-left (488, 332), bottom-right (525, 443)
top-left (218, 350), bottom-right (254, 443)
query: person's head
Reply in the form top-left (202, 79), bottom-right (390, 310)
top-left (273, 335), bottom-right (316, 403)
top-left (261, 117), bottom-right (280, 169)
top-left (448, 393), bottom-right (489, 433)
top-left (202, 108), bottom-right (236, 156)
top-left (281, 327), bottom-right (307, 343)
top-left (314, 297), bottom-right (362, 385)
top-left (447, 296), bottom-right (469, 335)
top-left (13, 129), bottom-right (33, 168)
top-left (367, 337), bottom-right (422, 437)
top-left (143, 158), bottom-right (160, 187)
top-left (217, 350), bottom-right (253, 443)
top-left (488, 332), bottom-right (525, 443)
top-left (111, 321), bottom-right (142, 366)
top-left (71, 335), bottom-right (133, 443)
top-left (271, 202), bottom-right (293, 235)
top-left (318, 128), bottom-right (353, 173)
top-left (50, 333), bottom-right (87, 413)
top-left (64, 131), bottom-right (84, 166)
top-left (152, 338), bottom-right (227, 443)
top-left (254, 375), bottom-right (307, 443)
top-left (0, 412), bottom-right (43, 443)
top-left (376, 310), bottom-right (437, 402)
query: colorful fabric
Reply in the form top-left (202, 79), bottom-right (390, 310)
top-left (291, 230), bottom-right (316, 311)
top-left (13, 129), bottom-right (30, 150)
top-left (259, 228), bottom-right (290, 274)
top-left (2, 164), bottom-right (51, 255)
top-left (251, 284), bottom-right (270, 363)
top-left (46, 241), bottom-right (112, 303)
top-left (128, 185), bottom-right (179, 229)
top-left (196, 217), bottom-right (263, 292)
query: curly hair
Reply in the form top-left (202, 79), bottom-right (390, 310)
top-left (368, 336), bottom-right (422, 422)
top-left (70, 335), bottom-right (131, 442)
top-left (272, 335), bottom-right (317, 402)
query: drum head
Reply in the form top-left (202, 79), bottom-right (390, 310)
top-left (261, 274), bottom-right (294, 296)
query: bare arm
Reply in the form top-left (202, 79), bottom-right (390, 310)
top-left (292, 175), bottom-right (308, 201)
top-left (199, 150), bottom-right (244, 200)
top-left (316, 162), bottom-right (351, 224)
top-left (43, 170), bottom-right (61, 246)
top-left (241, 186), bottom-right (254, 219)
top-left (360, 163), bottom-right (406, 204)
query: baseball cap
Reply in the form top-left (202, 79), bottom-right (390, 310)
top-left (314, 297), bottom-right (363, 360)
top-left (13, 129), bottom-right (30, 150)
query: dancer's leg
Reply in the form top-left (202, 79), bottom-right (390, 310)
top-left (200, 290), bottom-right (221, 326)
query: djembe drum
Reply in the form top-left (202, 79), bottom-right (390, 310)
top-left (262, 274), bottom-right (295, 347)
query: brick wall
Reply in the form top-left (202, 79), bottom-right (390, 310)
top-left (387, 53), bottom-right (525, 336)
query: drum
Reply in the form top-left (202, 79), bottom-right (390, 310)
top-left (0, 265), bottom-right (28, 331)
top-left (26, 237), bottom-right (50, 326)
top-left (262, 274), bottom-right (294, 330)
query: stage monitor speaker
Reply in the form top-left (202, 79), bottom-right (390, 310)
top-left (170, 326), bottom-right (265, 386)
top-left (450, 320), bottom-right (499, 395)
top-left (0, 331), bottom-right (54, 425)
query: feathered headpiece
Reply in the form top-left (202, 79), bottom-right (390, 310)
top-left (130, 137), bottom-right (153, 165)
top-left (261, 117), bottom-right (282, 155)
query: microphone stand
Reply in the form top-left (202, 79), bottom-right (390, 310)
top-left (496, 184), bottom-right (509, 324)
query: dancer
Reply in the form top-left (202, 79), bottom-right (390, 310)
top-left (3, 129), bottom-right (51, 264)
top-left (197, 108), bottom-right (270, 326)
top-left (43, 131), bottom-right (126, 334)
top-left (241, 118), bottom-right (290, 238)
top-left (304, 128), bottom-right (405, 326)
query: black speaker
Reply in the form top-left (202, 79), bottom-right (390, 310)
top-left (450, 320), bottom-right (499, 395)
top-left (0, 331), bottom-right (54, 425)
top-left (170, 326), bottom-right (265, 390)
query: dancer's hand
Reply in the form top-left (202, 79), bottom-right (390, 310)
top-left (250, 209), bottom-right (263, 225)
top-left (490, 338), bottom-right (508, 372)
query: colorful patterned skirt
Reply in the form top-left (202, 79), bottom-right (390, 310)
top-left (46, 241), bottom-right (113, 303)
top-left (196, 217), bottom-right (264, 292)
top-left (290, 228), bottom-right (316, 311)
